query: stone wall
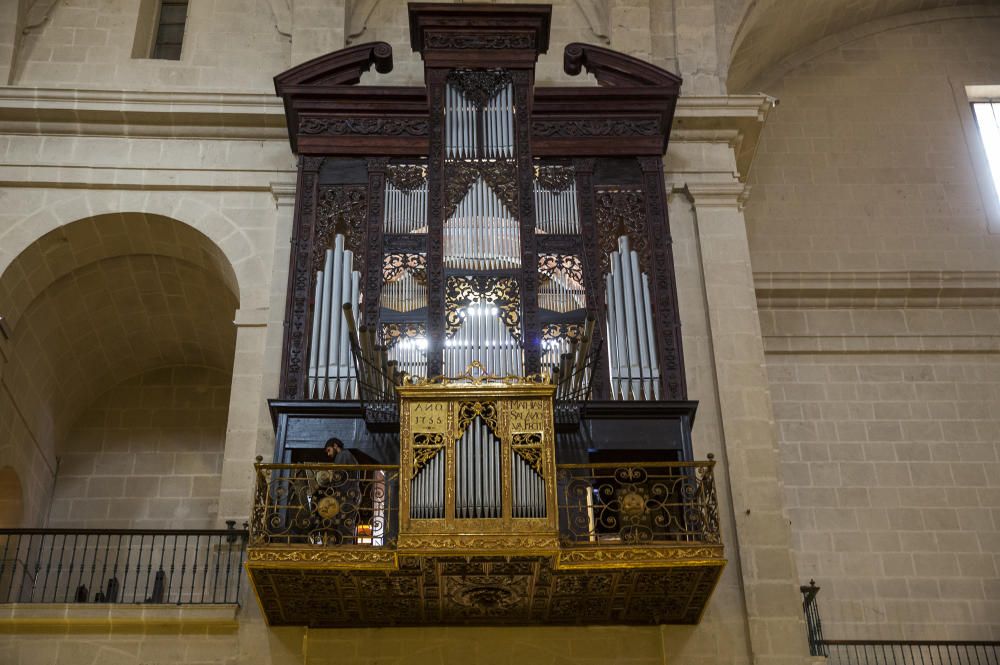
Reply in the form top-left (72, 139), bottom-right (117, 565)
top-left (46, 366), bottom-right (230, 529)
top-left (747, 13), bottom-right (1000, 641)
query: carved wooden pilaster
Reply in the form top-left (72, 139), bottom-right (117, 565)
top-left (638, 156), bottom-right (686, 400)
top-left (513, 69), bottom-right (540, 374)
top-left (280, 156), bottom-right (323, 400)
top-left (364, 158), bottom-right (389, 328)
top-left (425, 68), bottom-right (448, 377)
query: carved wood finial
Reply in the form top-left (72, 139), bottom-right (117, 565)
top-left (274, 41), bottom-right (393, 89)
top-left (564, 42), bottom-right (681, 88)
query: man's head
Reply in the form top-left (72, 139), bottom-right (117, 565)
top-left (324, 438), bottom-right (344, 459)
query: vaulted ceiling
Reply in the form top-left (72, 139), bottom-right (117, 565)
top-left (726, 0), bottom-right (988, 92)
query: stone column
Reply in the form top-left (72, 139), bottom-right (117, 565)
top-left (684, 175), bottom-right (816, 664)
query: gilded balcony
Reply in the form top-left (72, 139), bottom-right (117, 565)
top-left (246, 459), bottom-right (724, 627)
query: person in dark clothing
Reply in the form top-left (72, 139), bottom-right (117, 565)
top-left (311, 438), bottom-right (360, 544)
top-left (324, 438), bottom-right (359, 466)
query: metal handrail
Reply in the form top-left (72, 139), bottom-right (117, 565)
top-left (0, 529), bottom-right (246, 605)
top-left (800, 582), bottom-right (1000, 663)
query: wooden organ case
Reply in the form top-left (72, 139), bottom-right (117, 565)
top-left (249, 3), bottom-right (724, 628)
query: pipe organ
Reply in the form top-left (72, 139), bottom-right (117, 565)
top-left (258, 7), bottom-right (727, 630)
top-left (606, 235), bottom-right (661, 401)
top-left (307, 234), bottom-right (362, 399)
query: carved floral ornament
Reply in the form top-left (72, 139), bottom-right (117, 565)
top-left (447, 69), bottom-right (512, 107)
top-left (299, 117), bottom-right (429, 137)
top-left (383, 253), bottom-right (427, 284)
top-left (313, 185), bottom-right (368, 273)
top-left (387, 164), bottom-right (428, 191)
top-left (445, 276), bottom-right (521, 341)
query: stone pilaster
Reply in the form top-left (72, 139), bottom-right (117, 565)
top-left (684, 177), bottom-right (815, 664)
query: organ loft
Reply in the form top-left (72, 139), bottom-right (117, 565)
top-left (246, 3), bottom-right (725, 626)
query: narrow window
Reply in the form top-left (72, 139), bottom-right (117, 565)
top-left (972, 101), bottom-right (1000, 209)
top-left (152, 0), bottom-right (189, 60)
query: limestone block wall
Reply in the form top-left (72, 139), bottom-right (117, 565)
top-left (46, 365), bottom-right (231, 529)
top-left (746, 14), bottom-right (1000, 274)
top-left (746, 10), bottom-right (1000, 641)
top-left (13, 0), bottom-right (289, 91)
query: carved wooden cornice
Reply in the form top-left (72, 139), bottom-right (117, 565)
top-left (408, 3), bottom-right (552, 68)
top-left (563, 42), bottom-right (682, 89)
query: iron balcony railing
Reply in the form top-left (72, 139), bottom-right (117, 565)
top-left (0, 528), bottom-right (247, 605)
top-left (250, 460), bottom-right (400, 547)
top-left (801, 581), bottom-right (1000, 664)
top-left (555, 457), bottom-right (720, 546)
top-left (250, 459), bottom-right (720, 549)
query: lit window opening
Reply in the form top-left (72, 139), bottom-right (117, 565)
top-left (972, 101), bottom-right (1000, 210)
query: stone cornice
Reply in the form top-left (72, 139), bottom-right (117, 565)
top-left (755, 270), bottom-right (1000, 309)
top-left (673, 94), bottom-right (775, 181)
top-left (0, 87), bottom-right (287, 140)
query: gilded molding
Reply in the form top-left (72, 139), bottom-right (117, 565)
top-left (247, 547), bottom-right (398, 568)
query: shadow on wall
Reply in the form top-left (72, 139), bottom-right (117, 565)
top-left (0, 213), bottom-right (240, 528)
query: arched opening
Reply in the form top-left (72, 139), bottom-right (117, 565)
top-left (0, 213), bottom-right (239, 528)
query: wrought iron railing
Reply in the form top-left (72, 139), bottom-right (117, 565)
top-left (251, 460), bottom-right (399, 547)
top-left (0, 528), bottom-right (246, 604)
top-left (555, 457), bottom-right (720, 545)
top-left (801, 581), bottom-right (1000, 664)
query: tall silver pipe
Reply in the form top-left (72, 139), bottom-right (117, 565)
top-left (308, 270), bottom-right (324, 398)
top-left (317, 249), bottom-right (335, 398)
top-left (628, 250), bottom-right (652, 399)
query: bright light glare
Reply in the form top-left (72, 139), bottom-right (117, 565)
top-left (973, 102), bottom-right (1000, 210)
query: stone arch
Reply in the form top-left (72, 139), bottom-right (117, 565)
top-left (0, 466), bottom-right (24, 528)
top-left (0, 212), bottom-right (240, 525)
top-left (0, 193), bottom-right (263, 311)
top-left (726, 0), bottom-right (991, 93)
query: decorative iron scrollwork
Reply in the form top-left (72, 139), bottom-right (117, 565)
top-left (445, 276), bottom-right (521, 341)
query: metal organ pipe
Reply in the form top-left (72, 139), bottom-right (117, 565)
top-left (307, 234), bottom-right (362, 399)
top-left (606, 235), bottom-right (660, 400)
top-left (534, 178), bottom-right (579, 235)
top-left (444, 305), bottom-right (523, 377)
top-left (384, 180), bottom-right (427, 234)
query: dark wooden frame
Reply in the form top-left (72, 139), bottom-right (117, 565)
top-left (274, 5), bottom-right (687, 403)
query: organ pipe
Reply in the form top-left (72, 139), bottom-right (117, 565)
top-left (444, 178), bottom-right (520, 271)
top-left (307, 234), bottom-right (362, 399)
top-left (384, 179), bottom-right (427, 234)
top-left (605, 235), bottom-right (661, 400)
top-left (533, 179), bottom-right (580, 234)
top-left (445, 82), bottom-right (514, 159)
top-left (443, 304), bottom-right (522, 377)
